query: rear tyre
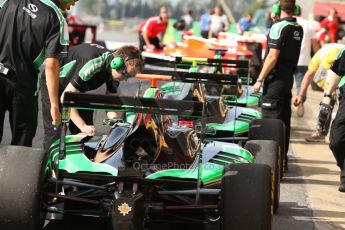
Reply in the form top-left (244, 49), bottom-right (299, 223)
top-left (220, 163), bottom-right (272, 230)
top-left (0, 145), bottom-right (48, 230)
top-left (245, 140), bottom-right (280, 213)
top-left (249, 118), bottom-right (286, 178)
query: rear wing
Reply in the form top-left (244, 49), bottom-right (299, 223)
top-left (143, 52), bottom-right (249, 69)
top-left (141, 69), bottom-right (239, 85)
top-left (62, 92), bottom-right (203, 117)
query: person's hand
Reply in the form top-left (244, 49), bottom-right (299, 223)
top-left (253, 81), bottom-right (262, 93)
top-left (159, 41), bottom-right (164, 49)
top-left (80, 125), bottom-right (96, 136)
top-left (51, 105), bottom-right (61, 128)
top-left (107, 111), bottom-right (119, 119)
top-left (147, 44), bottom-right (155, 50)
top-left (293, 96), bottom-right (303, 106)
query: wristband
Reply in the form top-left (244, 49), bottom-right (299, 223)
top-left (256, 79), bottom-right (263, 83)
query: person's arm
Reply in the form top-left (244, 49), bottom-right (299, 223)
top-left (105, 88), bottom-right (119, 119)
top-left (142, 31), bottom-right (155, 50)
top-left (141, 18), bottom-right (156, 49)
top-left (253, 48), bottom-right (280, 93)
top-left (60, 83), bottom-right (96, 136)
top-left (45, 58), bottom-right (61, 127)
top-left (293, 70), bottom-right (316, 106)
top-left (311, 39), bottom-right (320, 54)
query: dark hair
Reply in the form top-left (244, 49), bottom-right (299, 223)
top-left (280, 0), bottom-right (296, 14)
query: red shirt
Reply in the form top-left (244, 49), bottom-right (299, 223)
top-left (138, 16), bottom-right (168, 38)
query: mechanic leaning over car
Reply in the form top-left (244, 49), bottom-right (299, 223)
top-left (138, 4), bottom-right (169, 51)
top-left (253, 0), bottom-right (303, 170)
top-left (293, 43), bottom-right (345, 143)
top-left (0, 0), bottom-right (78, 147)
top-left (321, 47), bottom-right (345, 192)
top-left (41, 43), bottom-right (144, 150)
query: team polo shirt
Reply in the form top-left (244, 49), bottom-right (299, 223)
top-left (264, 17), bottom-right (303, 98)
top-left (0, 0), bottom-right (69, 95)
top-left (138, 16), bottom-right (168, 38)
top-left (59, 43), bottom-right (118, 93)
top-left (331, 47), bottom-right (345, 89)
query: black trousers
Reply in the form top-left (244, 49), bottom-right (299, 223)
top-left (0, 74), bottom-right (38, 147)
top-left (41, 77), bottom-right (93, 151)
top-left (261, 96), bottom-right (291, 162)
top-left (138, 32), bottom-right (162, 51)
top-left (330, 95), bottom-right (345, 170)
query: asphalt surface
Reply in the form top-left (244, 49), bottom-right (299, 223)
top-left (2, 31), bottom-right (344, 229)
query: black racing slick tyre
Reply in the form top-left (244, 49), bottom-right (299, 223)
top-left (220, 163), bottom-right (272, 230)
top-left (249, 118), bottom-right (286, 178)
top-left (0, 145), bottom-right (48, 230)
top-left (245, 140), bottom-right (280, 213)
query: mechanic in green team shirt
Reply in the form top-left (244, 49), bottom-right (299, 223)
top-left (0, 0), bottom-right (78, 147)
top-left (253, 0), bottom-right (303, 170)
top-left (322, 47), bottom-right (345, 192)
top-left (41, 43), bottom-right (143, 150)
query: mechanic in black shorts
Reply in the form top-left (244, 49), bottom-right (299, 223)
top-left (327, 47), bottom-right (345, 192)
top-left (0, 0), bottom-right (78, 147)
top-left (253, 0), bottom-right (303, 170)
top-left (41, 43), bottom-right (143, 150)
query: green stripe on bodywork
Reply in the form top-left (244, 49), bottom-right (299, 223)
top-left (269, 21), bottom-right (300, 40)
top-left (40, 0), bottom-right (69, 46)
top-left (50, 135), bottom-right (118, 176)
top-left (79, 52), bottom-right (111, 81)
top-left (147, 144), bottom-right (253, 184)
top-left (33, 49), bottom-right (45, 69)
top-left (60, 60), bottom-right (76, 78)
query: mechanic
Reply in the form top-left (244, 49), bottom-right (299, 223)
top-left (310, 47), bottom-right (345, 192)
top-left (138, 4), bottom-right (169, 51)
top-left (41, 43), bottom-right (143, 150)
top-left (294, 5), bottom-right (320, 118)
top-left (0, 0), bottom-right (78, 147)
top-left (294, 43), bottom-right (345, 142)
top-left (253, 0), bottom-right (303, 170)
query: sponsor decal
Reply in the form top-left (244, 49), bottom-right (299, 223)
top-left (23, 4), bottom-right (38, 19)
top-left (118, 202), bottom-right (132, 216)
top-left (293, 30), bottom-right (301, 40)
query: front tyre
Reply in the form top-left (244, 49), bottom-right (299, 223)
top-left (0, 145), bottom-right (48, 230)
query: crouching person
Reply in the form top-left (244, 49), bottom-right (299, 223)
top-left (41, 43), bottom-right (143, 150)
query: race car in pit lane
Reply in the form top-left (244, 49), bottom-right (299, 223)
top-left (0, 91), bottom-right (282, 230)
top-left (136, 72), bottom-right (285, 179)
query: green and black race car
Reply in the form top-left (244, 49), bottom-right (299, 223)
top-left (0, 92), bottom-right (282, 230)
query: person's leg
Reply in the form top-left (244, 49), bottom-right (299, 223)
top-left (330, 96), bottom-right (345, 192)
top-left (306, 95), bottom-right (336, 142)
top-left (0, 76), bottom-right (10, 143)
top-left (138, 32), bottom-right (145, 52)
top-left (10, 91), bottom-right (38, 147)
top-left (149, 37), bottom-right (162, 50)
top-left (41, 77), bottom-right (60, 151)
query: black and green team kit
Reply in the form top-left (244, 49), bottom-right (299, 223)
top-left (41, 43), bottom-right (119, 150)
top-left (0, 0), bottom-right (69, 95)
top-left (0, 0), bottom-right (68, 146)
top-left (57, 43), bottom-right (118, 93)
